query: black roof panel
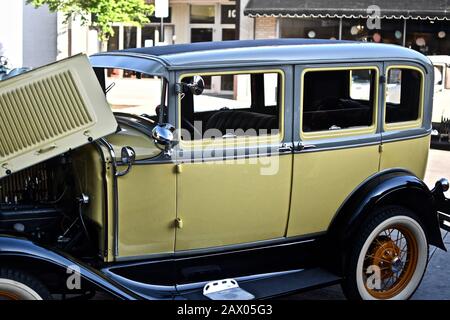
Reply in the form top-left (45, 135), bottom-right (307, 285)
top-left (123, 39), bottom-right (350, 57)
top-left (92, 39), bottom-right (432, 69)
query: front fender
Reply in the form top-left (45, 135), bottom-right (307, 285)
top-left (0, 235), bottom-right (139, 300)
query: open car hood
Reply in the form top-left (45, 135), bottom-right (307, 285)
top-left (0, 54), bottom-right (118, 178)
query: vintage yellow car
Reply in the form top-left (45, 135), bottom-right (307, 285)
top-left (0, 39), bottom-right (449, 300)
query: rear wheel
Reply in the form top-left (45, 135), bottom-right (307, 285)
top-left (342, 206), bottom-right (428, 300)
top-left (0, 268), bottom-right (52, 300)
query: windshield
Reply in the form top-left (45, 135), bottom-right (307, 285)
top-left (104, 68), bottom-right (164, 117)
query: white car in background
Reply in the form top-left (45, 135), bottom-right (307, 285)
top-left (429, 55), bottom-right (450, 148)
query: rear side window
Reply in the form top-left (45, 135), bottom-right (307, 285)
top-left (302, 68), bottom-right (377, 132)
top-left (385, 67), bottom-right (423, 124)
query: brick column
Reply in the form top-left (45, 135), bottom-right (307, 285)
top-left (254, 17), bottom-right (278, 39)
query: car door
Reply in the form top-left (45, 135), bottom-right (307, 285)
top-left (173, 67), bottom-right (293, 251)
top-left (287, 63), bottom-right (382, 237)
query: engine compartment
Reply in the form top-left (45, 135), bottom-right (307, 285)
top-left (0, 116), bottom-right (160, 262)
top-left (0, 154), bottom-right (98, 257)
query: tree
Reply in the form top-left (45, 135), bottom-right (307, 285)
top-left (28, 0), bottom-right (154, 40)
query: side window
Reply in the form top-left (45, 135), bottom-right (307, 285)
top-left (180, 71), bottom-right (283, 141)
top-left (385, 67), bottom-right (423, 124)
top-left (302, 68), bottom-right (376, 133)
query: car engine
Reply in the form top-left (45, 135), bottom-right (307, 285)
top-left (0, 156), bottom-right (80, 245)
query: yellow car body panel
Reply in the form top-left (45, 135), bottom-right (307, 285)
top-left (116, 163), bottom-right (177, 258)
top-left (287, 145), bottom-right (380, 236)
top-left (175, 155), bottom-right (292, 251)
top-left (380, 135), bottom-right (430, 180)
top-left (105, 123), bottom-right (161, 162)
top-left (72, 144), bottom-right (106, 228)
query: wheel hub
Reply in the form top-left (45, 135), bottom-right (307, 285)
top-left (391, 257), bottom-right (404, 273)
top-left (371, 235), bottom-right (402, 279)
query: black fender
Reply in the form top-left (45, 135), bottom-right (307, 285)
top-left (0, 235), bottom-right (139, 300)
top-left (327, 169), bottom-right (446, 274)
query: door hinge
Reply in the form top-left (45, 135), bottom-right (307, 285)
top-left (175, 163), bottom-right (183, 174)
top-left (175, 217), bottom-right (183, 229)
top-left (379, 144), bottom-right (383, 153)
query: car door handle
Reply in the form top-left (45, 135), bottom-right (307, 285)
top-left (296, 143), bottom-right (316, 152)
top-left (222, 133), bottom-right (237, 139)
top-left (278, 145), bottom-right (292, 153)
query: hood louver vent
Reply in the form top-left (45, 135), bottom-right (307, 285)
top-left (0, 54), bottom-right (118, 178)
top-left (0, 71), bottom-right (93, 158)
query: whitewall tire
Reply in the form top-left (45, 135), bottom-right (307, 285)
top-left (0, 268), bottom-right (51, 300)
top-left (342, 206), bottom-right (429, 300)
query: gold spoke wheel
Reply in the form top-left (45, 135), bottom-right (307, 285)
top-left (364, 225), bottom-right (419, 299)
top-left (0, 291), bottom-right (20, 300)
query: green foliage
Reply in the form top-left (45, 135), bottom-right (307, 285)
top-left (27, 0), bottom-right (154, 40)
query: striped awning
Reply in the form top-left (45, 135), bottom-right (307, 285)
top-left (244, 0), bottom-right (450, 20)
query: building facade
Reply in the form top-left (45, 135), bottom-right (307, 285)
top-left (6, 0), bottom-right (450, 70)
top-left (107, 0), bottom-right (238, 51)
top-left (0, 0), bottom-right (57, 68)
top-left (244, 0), bottom-right (450, 56)
top-left (1, 1), bottom-right (240, 68)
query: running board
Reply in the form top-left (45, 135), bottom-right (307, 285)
top-left (177, 268), bottom-right (341, 300)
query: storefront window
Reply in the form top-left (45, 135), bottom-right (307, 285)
top-left (124, 26), bottom-right (137, 49)
top-left (107, 26), bottom-right (120, 51)
top-left (280, 18), bottom-right (339, 39)
top-left (191, 28), bottom-right (213, 43)
top-left (342, 19), bottom-right (404, 45)
top-left (222, 28), bottom-right (236, 41)
top-left (405, 20), bottom-right (450, 55)
top-left (142, 26), bottom-right (156, 47)
top-left (190, 5), bottom-right (215, 24)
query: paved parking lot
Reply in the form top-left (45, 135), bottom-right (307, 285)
top-left (288, 149), bottom-right (450, 300)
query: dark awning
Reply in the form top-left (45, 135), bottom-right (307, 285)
top-left (244, 0), bottom-right (450, 20)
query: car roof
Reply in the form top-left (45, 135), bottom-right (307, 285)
top-left (92, 39), bottom-right (432, 69)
